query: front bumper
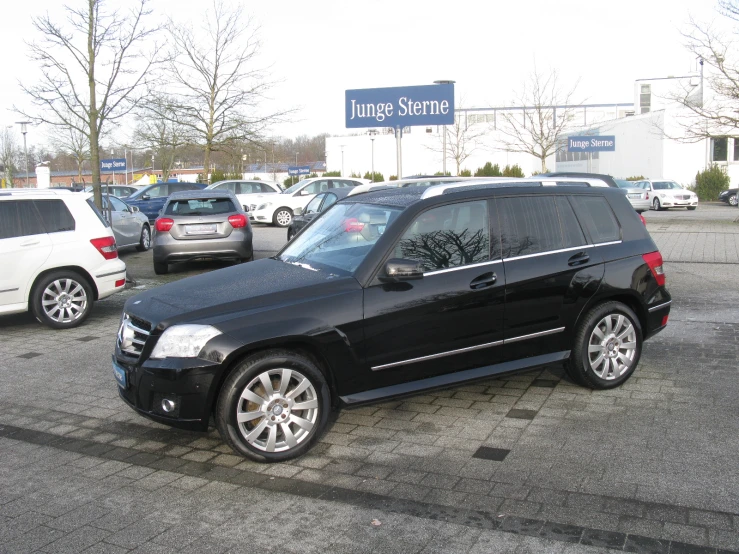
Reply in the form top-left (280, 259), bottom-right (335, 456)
top-left (250, 208), bottom-right (274, 223)
top-left (658, 197), bottom-right (698, 208)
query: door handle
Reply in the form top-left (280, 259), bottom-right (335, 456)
top-left (20, 239), bottom-right (40, 247)
top-left (568, 252), bottom-right (590, 266)
top-left (470, 272), bottom-right (497, 290)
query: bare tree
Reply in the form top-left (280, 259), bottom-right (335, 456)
top-left (162, 0), bottom-right (291, 181)
top-left (426, 105), bottom-right (486, 175)
top-left (0, 128), bottom-right (19, 187)
top-left (497, 68), bottom-right (580, 173)
top-left (50, 123), bottom-right (90, 183)
top-left (17, 0), bottom-right (159, 206)
top-left (664, 5), bottom-right (739, 142)
top-left (137, 97), bottom-right (192, 181)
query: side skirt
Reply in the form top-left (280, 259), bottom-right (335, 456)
top-left (339, 351), bottom-right (571, 406)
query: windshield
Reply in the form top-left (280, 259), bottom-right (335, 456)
top-left (278, 202), bottom-right (402, 275)
top-left (282, 181), bottom-right (306, 195)
top-left (653, 181), bottom-right (682, 190)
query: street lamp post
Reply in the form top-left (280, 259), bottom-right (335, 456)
top-left (368, 129), bottom-right (377, 181)
top-left (433, 80), bottom-right (456, 175)
top-left (340, 145), bottom-right (345, 177)
top-left (16, 122), bottom-right (30, 187)
top-left (294, 152), bottom-right (299, 186)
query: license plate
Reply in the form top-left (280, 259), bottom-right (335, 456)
top-left (186, 224), bottom-right (217, 235)
top-left (628, 194), bottom-right (641, 199)
top-left (113, 361), bottom-right (127, 388)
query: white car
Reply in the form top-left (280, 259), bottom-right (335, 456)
top-left (250, 177), bottom-right (370, 227)
top-left (205, 180), bottom-right (282, 215)
top-left (0, 189), bottom-right (126, 328)
top-left (634, 179), bottom-right (699, 211)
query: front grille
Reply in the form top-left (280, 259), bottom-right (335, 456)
top-left (118, 313), bottom-right (151, 359)
top-left (678, 195), bottom-right (690, 200)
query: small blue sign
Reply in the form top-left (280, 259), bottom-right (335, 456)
top-left (288, 166), bottom-right (311, 176)
top-left (567, 136), bottom-right (616, 152)
top-left (345, 84), bottom-right (455, 129)
top-left (100, 158), bottom-right (127, 173)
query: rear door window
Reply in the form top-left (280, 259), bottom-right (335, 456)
top-left (556, 197), bottom-right (587, 247)
top-left (33, 200), bottom-right (76, 233)
top-left (499, 196), bottom-right (563, 258)
top-left (569, 195), bottom-right (621, 243)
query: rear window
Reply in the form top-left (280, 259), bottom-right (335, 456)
top-left (164, 197), bottom-right (236, 216)
top-left (33, 200), bottom-right (76, 233)
top-left (569, 195), bottom-right (621, 243)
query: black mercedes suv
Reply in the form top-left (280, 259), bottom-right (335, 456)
top-left (113, 178), bottom-right (671, 462)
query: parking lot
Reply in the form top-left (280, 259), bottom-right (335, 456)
top-left (0, 204), bottom-right (738, 553)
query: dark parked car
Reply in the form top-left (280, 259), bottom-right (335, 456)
top-left (125, 182), bottom-right (206, 222)
top-left (113, 180), bottom-right (671, 462)
top-left (718, 188), bottom-right (738, 206)
top-left (152, 190), bottom-right (253, 275)
top-left (287, 187), bottom-right (351, 240)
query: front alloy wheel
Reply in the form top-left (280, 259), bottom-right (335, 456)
top-left (216, 350), bottom-right (330, 462)
top-left (273, 208), bottom-right (293, 227)
top-left (729, 194), bottom-right (738, 206)
top-left (136, 225), bottom-right (151, 252)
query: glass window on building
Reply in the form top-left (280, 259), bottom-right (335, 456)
top-left (640, 84), bottom-right (651, 114)
top-left (712, 137), bottom-right (728, 162)
top-left (733, 138), bottom-right (739, 162)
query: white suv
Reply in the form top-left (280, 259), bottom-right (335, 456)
top-left (250, 177), bottom-right (369, 227)
top-left (0, 189), bottom-right (127, 328)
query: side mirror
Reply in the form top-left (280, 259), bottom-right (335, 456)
top-left (130, 205), bottom-right (140, 213)
top-left (293, 207), bottom-right (303, 216)
top-left (381, 258), bottom-right (424, 282)
top-left (141, 194), bottom-right (150, 200)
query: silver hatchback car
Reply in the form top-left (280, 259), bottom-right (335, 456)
top-left (152, 190), bottom-right (253, 275)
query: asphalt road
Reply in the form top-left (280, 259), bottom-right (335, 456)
top-left (0, 203), bottom-right (737, 553)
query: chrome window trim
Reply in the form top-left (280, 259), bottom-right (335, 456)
top-left (503, 245), bottom-right (592, 263)
top-left (594, 240), bottom-right (622, 247)
top-left (648, 300), bottom-right (672, 313)
top-left (424, 259), bottom-right (502, 277)
top-left (371, 327), bottom-right (565, 371)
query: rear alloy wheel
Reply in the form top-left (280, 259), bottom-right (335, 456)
top-left (653, 198), bottom-right (662, 211)
top-left (153, 261), bottom-right (168, 275)
top-left (136, 225), bottom-right (151, 252)
top-left (31, 271), bottom-right (93, 329)
top-left (729, 194), bottom-right (738, 206)
top-left (273, 208), bottom-right (293, 228)
top-left (216, 350), bottom-right (330, 462)
top-left (565, 301), bottom-right (642, 389)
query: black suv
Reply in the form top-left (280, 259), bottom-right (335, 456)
top-left (113, 179), bottom-right (671, 462)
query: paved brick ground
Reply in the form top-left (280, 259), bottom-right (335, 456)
top-left (0, 206), bottom-right (737, 553)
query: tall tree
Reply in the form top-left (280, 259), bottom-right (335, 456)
top-left (136, 97), bottom-right (191, 181)
top-left (0, 128), bottom-right (19, 187)
top-left (497, 68), bottom-right (580, 173)
top-left (162, 0), bottom-right (290, 181)
top-left (18, 0), bottom-right (159, 206)
top-left (426, 107), bottom-right (486, 176)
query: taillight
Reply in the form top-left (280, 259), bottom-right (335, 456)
top-left (642, 251), bottom-right (665, 286)
top-left (645, 192), bottom-right (649, 199)
top-left (90, 236), bottom-right (118, 260)
top-left (343, 218), bottom-right (365, 232)
top-left (155, 218), bottom-right (174, 232)
top-left (639, 213), bottom-right (646, 226)
top-left (228, 214), bottom-right (247, 228)
top-left (114, 279), bottom-right (125, 287)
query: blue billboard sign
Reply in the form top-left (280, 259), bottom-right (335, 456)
top-left (345, 84), bottom-right (455, 129)
top-left (288, 165), bottom-right (311, 176)
top-left (567, 136), bottom-right (616, 152)
top-left (100, 158), bottom-right (127, 173)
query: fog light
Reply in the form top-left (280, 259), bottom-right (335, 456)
top-left (161, 398), bottom-right (176, 413)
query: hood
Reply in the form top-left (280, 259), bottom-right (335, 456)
top-left (657, 188), bottom-right (693, 197)
top-left (123, 258), bottom-right (358, 330)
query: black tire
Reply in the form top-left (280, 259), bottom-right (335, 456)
top-left (153, 261), bottom-right (168, 275)
top-left (215, 349), bottom-right (331, 462)
top-left (136, 225), bottom-right (151, 252)
top-left (687, 206), bottom-right (697, 211)
top-left (565, 301), bottom-right (643, 390)
top-left (273, 207), bottom-right (293, 228)
top-left (653, 198), bottom-right (662, 211)
top-left (31, 270), bottom-right (94, 329)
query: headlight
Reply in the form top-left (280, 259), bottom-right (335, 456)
top-left (150, 324), bottom-right (221, 359)
top-left (257, 202), bottom-right (272, 211)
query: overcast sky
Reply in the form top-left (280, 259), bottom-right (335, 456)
top-left (1, 0), bottom-right (722, 146)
